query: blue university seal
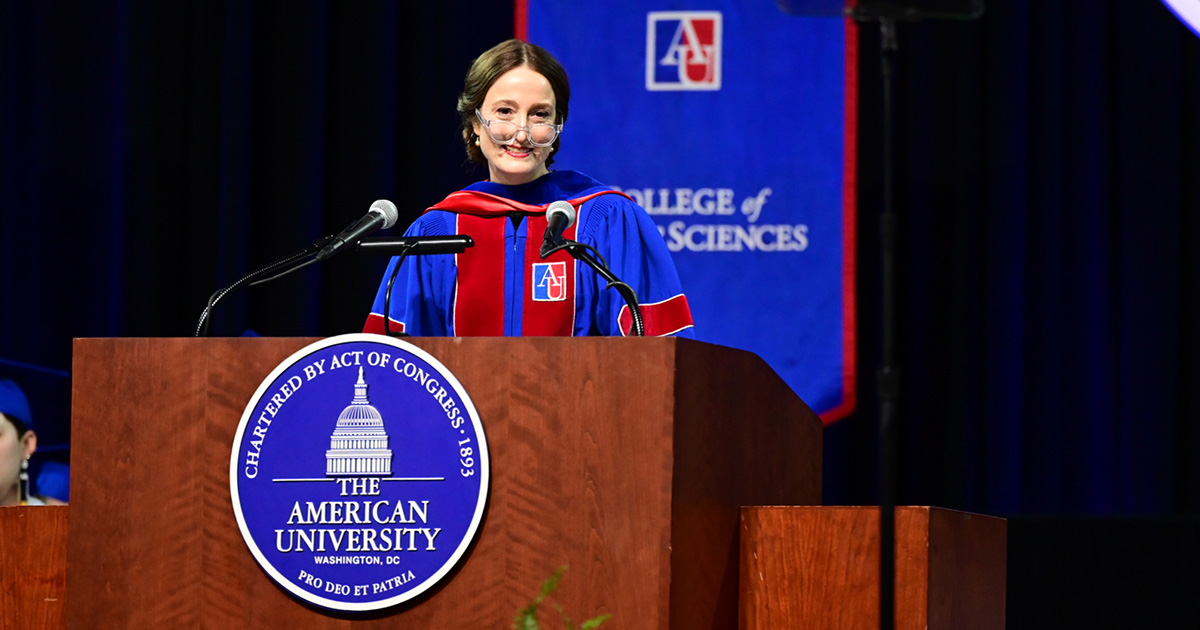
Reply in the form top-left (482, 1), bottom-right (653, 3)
top-left (230, 334), bottom-right (489, 612)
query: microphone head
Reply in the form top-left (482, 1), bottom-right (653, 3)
top-left (546, 200), bottom-right (577, 227)
top-left (370, 199), bottom-right (400, 229)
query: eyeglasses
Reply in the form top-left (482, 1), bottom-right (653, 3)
top-left (475, 109), bottom-right (562, 147)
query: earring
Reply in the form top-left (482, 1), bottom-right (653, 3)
top-left (19, 456), bottom-right (29, 503)
top-left (474, 136), bottom-right (481, 146)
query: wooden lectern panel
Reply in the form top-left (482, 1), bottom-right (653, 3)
top-left (0, 505), bottom-right (68, 630)
top-left (739, 506), bottom-right (1007, 630)
top-left (68, 337), bottom-right (820, 629)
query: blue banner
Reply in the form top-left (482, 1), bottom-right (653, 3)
top-left (524, 1), bottom-right (856, 422)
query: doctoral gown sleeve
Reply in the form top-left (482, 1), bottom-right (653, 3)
top-left (574, 194), bottom-right (695, 338)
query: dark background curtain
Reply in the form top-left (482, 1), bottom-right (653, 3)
top-left (0, 0), bottom-right (508, 364)
top-left (2, 1), bottom-right (1198, 624)
top-left (831, 0), bottom-right (1200, 517)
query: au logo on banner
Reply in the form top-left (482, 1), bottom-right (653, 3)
top-left (646, 11), bottom-right (723, 91)
top-left (230, 334), bottom-right (489, 612)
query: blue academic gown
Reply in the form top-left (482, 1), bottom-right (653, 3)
top-left (364, 170), bottom-right (694, 338)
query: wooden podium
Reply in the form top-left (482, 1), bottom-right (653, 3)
top-left (0, 505), bottom-right (68, 629)
top-left (65, 337), bottom-right (823, 628)
top-left (740, 506), bottom-right (1007, 629)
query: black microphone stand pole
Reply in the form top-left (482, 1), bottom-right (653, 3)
top-left (845, 10), bottom-right (905, 627)
top-left (855, 8), bottom-right (981, 628)
top-left (777, 4), bottom-right (978, 628)
top-left (875, 16), bottom-right (900, 630)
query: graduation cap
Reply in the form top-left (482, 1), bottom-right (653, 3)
top-left (0, 377), bottom-right (33, 427)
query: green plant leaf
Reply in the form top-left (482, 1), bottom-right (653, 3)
top-left (581, 613), bottom-right (613, 629)
top-left (513, 565), bottom-right (610, 630)
top-left (514, 600), bottom-right (542, 630)
top-left (540, 566), bottom-right (567, 598)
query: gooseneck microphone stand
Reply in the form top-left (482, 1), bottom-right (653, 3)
top-left (196, 235), bottom-right (472, 337)
top-left (195, 237), bottom-right (331, 337)
top-left (542, 238), bottom-right (645, 337)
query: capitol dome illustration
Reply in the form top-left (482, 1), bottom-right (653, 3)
top-left (325, 367), bottom-right (393, 476)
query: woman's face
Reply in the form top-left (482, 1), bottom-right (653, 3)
top-left (0, 413), bottom-right (35, 506)
top-left (472, 66), bottom-right (557, 186)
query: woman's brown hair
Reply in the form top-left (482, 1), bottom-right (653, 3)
top-left (457, 39), bottom-right (571, 167)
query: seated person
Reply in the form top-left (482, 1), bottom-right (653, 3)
top-left (1, 378), bottom-right (66, 506)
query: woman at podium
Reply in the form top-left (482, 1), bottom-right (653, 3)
top-left (364, 39), bottom-right (694, 338)
top-left (0, 379), bottom-right (65, 507)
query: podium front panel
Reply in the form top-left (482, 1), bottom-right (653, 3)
top-left (68, 337), bottom-right (820, 628)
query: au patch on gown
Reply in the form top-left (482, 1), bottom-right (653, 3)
top-left (532, 261), bottom-right (568, 301)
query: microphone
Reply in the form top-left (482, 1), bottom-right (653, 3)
top-left (540, 200), bottom-right (577, 258)
top-left (315, 199), bottom-right (400, 261)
